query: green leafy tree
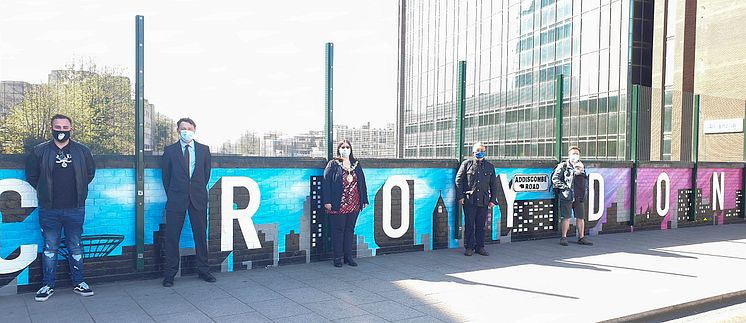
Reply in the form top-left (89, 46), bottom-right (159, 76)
top-left (152, 112), bottom-right (176, 154)
top-left (0, 59), bottom-right (134, 154)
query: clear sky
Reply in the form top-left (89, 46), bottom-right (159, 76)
top-left (0, 0), bottom-right (399, 147)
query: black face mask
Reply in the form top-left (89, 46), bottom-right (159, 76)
top-left (52, 130), bottom-right (71, 142)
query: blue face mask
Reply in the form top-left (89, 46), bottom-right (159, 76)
top-left (569, 154), bottom-right (580, 163)
top-left (475, 151), bottom-right (486, 159)
top-left (180, 130), bottom-right (194, 143)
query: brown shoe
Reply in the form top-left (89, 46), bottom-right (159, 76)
top-left (577, 237), bottom-right (594, 246)
top-left (464, 249), bottom-right (474, 256)
top-left (559, 237), bottom-right (569, 246)
top-left (475, 248), bottom-right (489, 256)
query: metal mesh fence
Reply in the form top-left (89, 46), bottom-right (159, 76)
top-left (635, 85), bottom-right (745, 162)
top-left (697, 94), bottom-right (746, 162)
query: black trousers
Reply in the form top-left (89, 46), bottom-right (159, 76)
top-left (329, 212), bottom-right (359, 259)
top-left (165, 201), bottom-right (209, 278)
top-left (463, 205), bottom-right (488, 250)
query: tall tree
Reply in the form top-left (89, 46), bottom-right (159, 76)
top-left (0, 59), bottom-right (134, 154)
top-left (152, 112), bottom-right (176, 154)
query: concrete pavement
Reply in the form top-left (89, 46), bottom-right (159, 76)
top-left (1, 223), bottom-right (745, 322)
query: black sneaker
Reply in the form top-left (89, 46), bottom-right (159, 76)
top-left (198, 272), bottom-right (216, 283)
top-left (73, 282), bottom-right (94, 297)
top-left (464, 249), bottom-right (474, 256)
top-left (35, 285), bottom-right (54, 302)
top-left (343, 257), bottom-right (358, 267)
top-left (559, 237), bottom-right (569, 246)
top-left (577, 237), bottom-right (594, 246)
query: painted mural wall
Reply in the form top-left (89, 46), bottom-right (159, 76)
top-left (634, 168), bottom-right (694, 230)
top-left (693, 168), bottom-right (744, 226)
top-left (0, 161), bottom-right (743, 294)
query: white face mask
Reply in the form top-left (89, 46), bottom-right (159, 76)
top-left (180, 130), bottom-right (194, 143)
top-left (569, 153), bottom-right (580, 163)
top-left (339, 148), bottom-right (351, 158)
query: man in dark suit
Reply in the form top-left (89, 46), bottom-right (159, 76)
top-left (161, 117), bottom-right (215, 287)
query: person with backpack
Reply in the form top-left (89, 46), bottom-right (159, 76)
top-left (552, 146), bottom-right (593, 246)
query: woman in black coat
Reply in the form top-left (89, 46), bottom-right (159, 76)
top-left (322, 140), bottom-right (369, 267)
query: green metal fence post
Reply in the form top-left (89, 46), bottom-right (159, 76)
top-left (553, 74), bottom-right (563, 230)
top-left (325, 43), bottom-right (334, 161)
top-left (456, 61), bottom-right (467, 161)
top-left (630, 85), bottom-right (639, 227)
top-left (554, 75), bottom-right (563, 162)
top-left (134, 15), bottom-right (145, 270)
top-left (455, 61), bottom-right (466, 240)
top-left (323, 43), bottom-right (335, 253)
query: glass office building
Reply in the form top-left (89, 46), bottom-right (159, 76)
top-left (397, 0), bottom-right (653, 159)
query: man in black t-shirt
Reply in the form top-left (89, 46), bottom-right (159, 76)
top-left (25, 114), bottom-right (96, 302)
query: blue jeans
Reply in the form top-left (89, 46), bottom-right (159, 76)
top-left (39, 207), bottom-right (85, 288)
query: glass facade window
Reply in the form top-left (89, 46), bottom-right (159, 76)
top-left (399, 0), bottom-right (648, 160)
